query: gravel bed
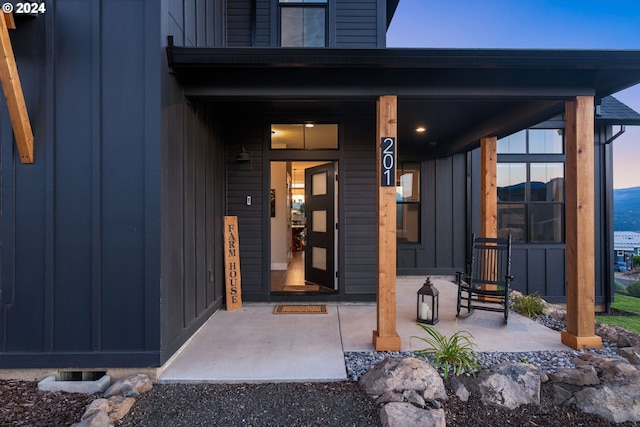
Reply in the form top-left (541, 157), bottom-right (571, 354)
top-left (345, 315), bottom-right (623, 380)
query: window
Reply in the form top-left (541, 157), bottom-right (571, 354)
top-left (396, 162), bottom-right (420, 243)
top-left (279, 0), bottom-right (327, 47)
top-left (497, 129), bottom-right (565, 244)
top-left (271, 124), bottom-right (338, 149)
top-left (498, 129), bottom-right (563, 154)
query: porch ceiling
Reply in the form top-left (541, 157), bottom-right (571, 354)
top-left (167, 46), bottom-right (640, 157)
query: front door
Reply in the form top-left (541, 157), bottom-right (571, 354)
top-left (304, 162), bottom-right (336, 289)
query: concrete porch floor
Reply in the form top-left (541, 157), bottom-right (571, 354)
top-left (158, 276), bottom-right (570, 383)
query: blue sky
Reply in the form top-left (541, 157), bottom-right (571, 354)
top-left (387, 0), bottom-right (640, 189)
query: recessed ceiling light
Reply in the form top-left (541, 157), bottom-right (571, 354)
top-left (416, 126), bottom-right (426, 133)
top-left (304, 122), bottom-right (315, 128)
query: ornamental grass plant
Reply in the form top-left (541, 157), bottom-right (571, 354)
top-left (410, 324), bottom-right (479, 379)
top-left (510, 292), bottom-right (546, 319)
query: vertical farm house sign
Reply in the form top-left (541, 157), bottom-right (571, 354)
top-left (224, 216), bottom-right (243, 310)
top-left (380, 137), bottom-right (395, 187)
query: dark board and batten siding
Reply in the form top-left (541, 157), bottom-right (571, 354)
top-left (1, 0), bottom-right (162, 367)
top-left (397, 155), bottom-right (467, 275)
top-left (160, 0), bottom-right (227, 363)
top-left (166, 0), bottom-right (225, 47)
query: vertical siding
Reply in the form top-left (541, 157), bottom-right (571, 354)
top-left (397, 154), bottom-right (467, 274)
top-left (1, 0), bottom-right (162, 366)
top-left (167, 0), bottom-right (225, 47)
top-left (161, 6), bottom-right (226, 359)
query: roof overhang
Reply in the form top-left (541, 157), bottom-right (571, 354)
top-left (167, 45), bottom-right (640, 157)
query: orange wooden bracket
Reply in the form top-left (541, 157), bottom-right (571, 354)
top-left (0, 12), bottom-right (34, 164)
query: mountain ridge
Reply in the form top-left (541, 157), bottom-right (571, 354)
top-left (614, 186), bottom-right (640, 232)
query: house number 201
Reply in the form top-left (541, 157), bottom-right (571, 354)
top-left (380, 137), bottom-right (396, 187)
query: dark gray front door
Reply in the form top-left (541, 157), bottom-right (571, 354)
top-left (304, 162), bottom-right (336, 289)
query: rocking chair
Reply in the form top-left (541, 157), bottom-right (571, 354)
top-left (456, 234), bottom-right (513, 323)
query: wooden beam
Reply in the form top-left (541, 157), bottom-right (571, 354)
top-left (373, 95), bottom-right (401, 351)
top-left (480, 137), bottom-right (498, 239)
top-left (561, 96), bottom-right (602, 350)
top-left (0, 13), bottom-right (34, 163)
top-left (3, 12), bottom-right (15, 29)
top-left (479, 136), bottom-right (499, 298)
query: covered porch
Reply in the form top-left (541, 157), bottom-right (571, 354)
top-left (166, 45), bottom-right (640, 356)
top-left (158, 276), bottom-right (569, 383)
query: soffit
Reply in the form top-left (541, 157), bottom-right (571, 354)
top-left (167, 47), bottom-right (640, 157)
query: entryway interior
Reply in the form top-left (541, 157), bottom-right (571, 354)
top-left (270, 161), bottom-right (336, 294)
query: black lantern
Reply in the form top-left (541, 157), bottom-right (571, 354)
top-left (417, 277), bottom-right (439, 324)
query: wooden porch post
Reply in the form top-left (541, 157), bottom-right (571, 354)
top-left (373, 95), bottom-right (401, 351)
top-left (480, 137), bottom-right (498, 239)
top-left (561, 96), bottom-right (602, 350)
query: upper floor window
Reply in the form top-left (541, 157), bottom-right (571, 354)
top-left (279, 0), bottom-right (327, 47)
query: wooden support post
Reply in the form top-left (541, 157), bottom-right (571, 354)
top-left (479, 137), bottom-right (499, 297)
top-left (480, 137), bottom-right (498, 239)
top-left (561, 96), bottom-right (602, 350)
top-left (0, 12), bottom-right (34, 163)
top-left (373, 95), bottom-right (401, 351)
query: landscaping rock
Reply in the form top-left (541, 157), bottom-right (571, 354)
top-left (375, 391), bottom-right (404, 405)
top-left (380, 402), bottom-right (445, 427)
top-left (71, 411), bottom-right (112, 427)
top-left (618, 345), bottom-right (640, 365)
top-left (571, 382), bottom-right (640, 423)
top-left (552, 383), bottom-right (574, 405)
top-left (402, 389), bottom-right (425, 408)
top-left (477, 362), bottom-right (541, 409)
top-left (450, 376), bottom-right (469, 402)
top-left (103, 374), bottom-right (152, 398)
top-left (572, 353), bottom-right (639, 382)
top-left (548, 364), bottom-right (599, 386)
top-left (359, 357), bottom-right (446, 400)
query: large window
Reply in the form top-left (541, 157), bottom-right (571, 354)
top-left (279, 0), bottom-right (327, 47)
top-left (396, 162), bottom-right (420, 243)
top-left (497, 130), bottom-right (565, 244)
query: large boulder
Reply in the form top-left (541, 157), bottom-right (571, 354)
top-left (360, 357), bottom-right (447, 401)
top-left (571, 382), bottom-right (640, 423)
top-left (477, 362), bottom-right (542, 410)
top-left (380, 403), bottom-right (445, 427)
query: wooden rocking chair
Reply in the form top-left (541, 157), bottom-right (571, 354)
top-left (456, 234), bottom-right (513, 323)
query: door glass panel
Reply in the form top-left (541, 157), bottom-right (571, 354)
top-left (312, 210), bottom-right (326, 232)
top-left (312, 247), bottom-right (327, 270)
top-left (312, 172), bottom-right (326, 195)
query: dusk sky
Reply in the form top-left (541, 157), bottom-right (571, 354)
top-left (387, 0), bottom-right (640, 189)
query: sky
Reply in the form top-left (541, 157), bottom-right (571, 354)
top-left (387, 0), bottom-right (640, 189)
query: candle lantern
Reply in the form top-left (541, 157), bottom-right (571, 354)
top-left (417, 277), bottom-right (439, 324)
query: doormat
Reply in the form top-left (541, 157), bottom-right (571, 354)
top-left (273, 304), bottom-right (328, 315)
top-left (282, 284), bottom-right (321, 292)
